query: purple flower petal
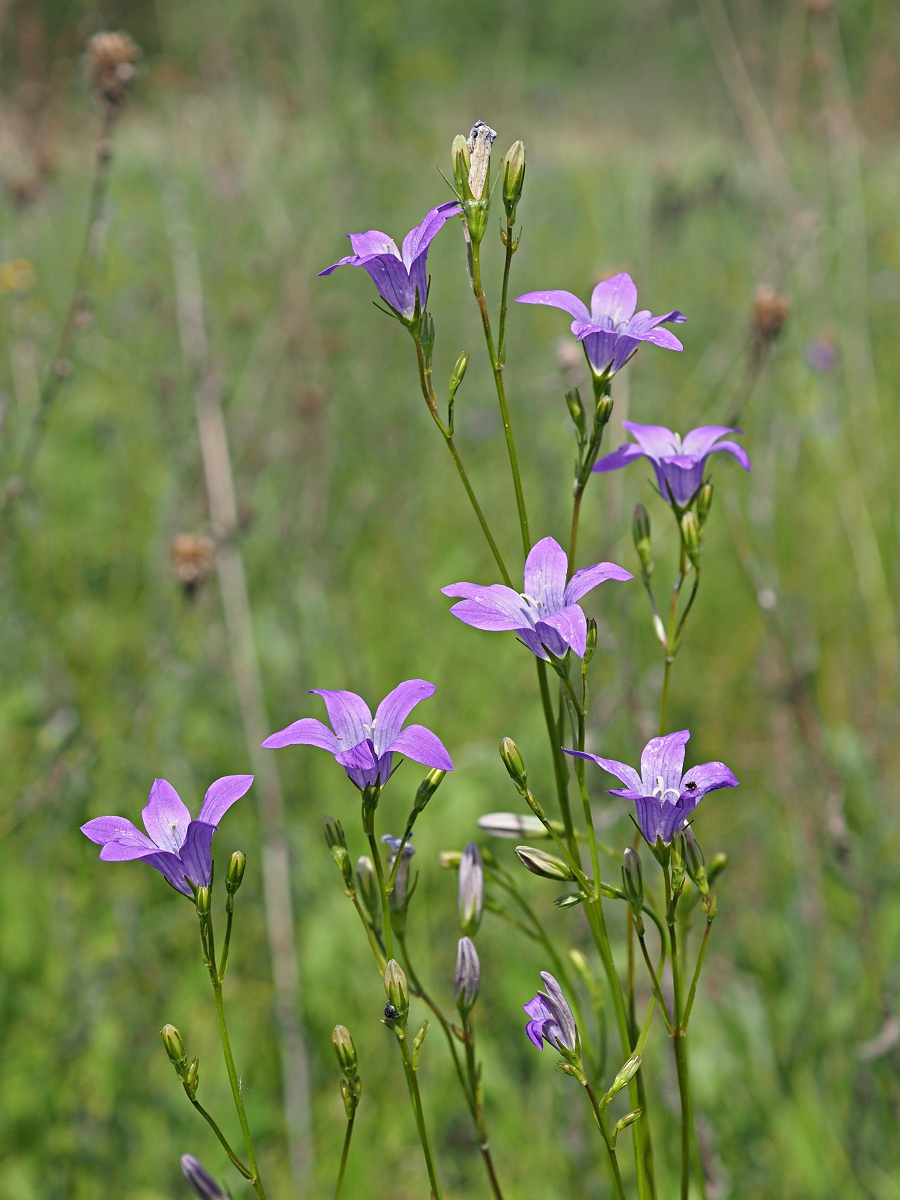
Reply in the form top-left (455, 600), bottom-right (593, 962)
top-left (261, 717), bottom-right (340, 752)
top-left (310, 689), bottom-right (372, 749)
top-left (359, 255), bottom-right (416, 318)
top-left (387, 724), bottom-right (453, 771)
top-left (632, 326), bottom-right (683, 352)
top-left (179, 820), bottom-right (216, 888)
top-left (640, 731), bottom-right (690, 795)
top-left (657, 456), bottom-right (706, 505)
top-left (537, 604), bottom-right (588, 658)
top-left (621, 421), bottom-right (679, 458)
top-left (523, 537), bottom-right (568, 613)
top-left (400, 201), bottom-right (462, 268)
top-left (515, 289), bottom-right (591, 323)
top-left (540, 972), bottom-right (578, 1050)
top-left (81, 815), bottom-right (153, 847)
top-left (347, 230), bottom-right (401, 259)
top-left (709, 440), bottom-right (752, 472)
top-left (524, 994), bottom-right (553, 1021)
top-left (197, 775), bottom-right (254, 827)
top-left (142, 778), bottom-right (191, 854)
top-left (680, 760), bottom-right (740, 799)
top-left (516, 626), bottom-right (550, 660)
top-left (592, 442), bottom-right (647, 475)
top-left (98, 839), bottom-right (167, 862)
top-left (373, 679), bottom-right (435, 755)
top-left (564, 561), bottom-right (633, 605)
top-left (590, 273), bottom-right (638, 324)
top-left (562, 749), bottom-right (643, 794)
top-left (575, 327), bottom-right (618, 374)
top-left (442, 583), bottom-right (533, 631)
top-left (525, 1019), bottom-right (547, 1049)
top-left (680, 426), bottom-right (740, 457)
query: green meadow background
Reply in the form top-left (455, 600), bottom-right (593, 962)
top-left (1, 0), bottom-right (900, 1196)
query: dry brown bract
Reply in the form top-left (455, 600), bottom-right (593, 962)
top-left (85, 31), bottom-right (139, 112)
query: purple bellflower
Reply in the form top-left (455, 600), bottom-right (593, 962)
top-left (524, 972), bottom-right (578, 1052)
top-left (442, 536), bottom-right (632, 661)
top-left (181, 1155), bottom-right (228, 1200)
top-left (564, 730), bottom-right (738, 845)
top-left (262, 679), bottom-right (453, 788)
top-left (594, 421), bottom-right (751, 507)
top-left (318, 201), bottom-right (462, 321)
top-left (516, 272), bottom-right (686, 378)
top-left (81, 775), bottom-right (253, 897)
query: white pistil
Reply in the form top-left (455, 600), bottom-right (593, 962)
top-left (651, 774), bottom-right (681, 804)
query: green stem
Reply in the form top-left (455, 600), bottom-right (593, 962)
top-left (536, 660), bottom-right (577, 855)
top-left (396, 1029), bottom-right (443, 1199)
top-left (398, 937), bottom-right (472, 1113)
top-left (668, 895), bottom-right (691, 1200)
top-left (334, 1116), bottom-right (355, 1200)
top-left (497, 221), bottom-right (515, 366)
top-left (351, 893), bottom-right (387, 972)
top-left (366, 832), bottom-right (393, 962)
top-left (584, 1081), bottom-right (628, 1200)
top-left (188, 1097), bottom-right (254, 1180)
top-left (682, 913), bottom-right (715, 1031)
top-left (462, 1010), bottom-right (505, 1200)
top-left (218, 904), bottom-right (234, 981)
top-left (660, 543), bottom-right (687, 735)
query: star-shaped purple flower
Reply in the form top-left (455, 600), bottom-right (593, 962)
top-left (318, 201), bottom-right (462, 321)
top-left (516, 272), bottom-right (686, 378)
top-left (81, 775), bottom-right (254, 897)
top-left (523, 972), bottom-right (578, 1052)
top-left (262, 679), bottom-right (453, 788)
top-left (442, 536), bottom-right (632, 661)
top-left (593, 421), bottom-right (751, 507)
top-left (564, 730), bottom-right (738, 845)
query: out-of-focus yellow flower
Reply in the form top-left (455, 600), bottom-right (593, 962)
top-left (0, 259), bottom-right (36, 295)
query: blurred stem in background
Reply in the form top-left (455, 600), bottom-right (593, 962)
top-left (163, 181), bottom-right (313, 1190)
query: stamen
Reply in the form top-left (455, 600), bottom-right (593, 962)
top-left (651, 774), bottom-right (681, 803)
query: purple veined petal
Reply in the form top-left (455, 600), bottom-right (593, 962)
top-left (657, 796), bottom-right (699, 844)
top-left (373, 679), bottom-right (436, 755)
top-left (347, 230), bottom-right (401, 260)
top-left (680, 426), bottom-right (741, 457)
top-left (143, 851), bottom-right (195, 896)
top-left (621, 421), bottom-right (680, 459)
top-left (523, 537), bottom-right (568, 613)
top-left (335, 740), bottom-right (378, 772)
top-left (539, 972), bottom-right (577, 1050)
top-left (537, 604), bottom-right (588, 658)
top-left (592, 442), bottom-right (647, 475)
top-left (628, 308), bottom-right (687, 333)
top-left (576, 327), bottom-right (618, 374)
top-left (179, 820), bottom-right (216, 888)
top-left (611, 333), bottom-right (643, 373)
top-left (632, 326), bottom-right (683, 352)
top-left (81, 815), bottom-right (154, 848)
top-left (317, 255), bottom-right (356, 277)
top-left (400, 201), bottom-right (463, 268)
top-left (633, 795), bottom-right (665, 844)
top-left (387, 724), bottom-right (454, 771)
top-left (442, 583), bottom-right (534, 631)
top-left (680, 760), bottom-right (740, 799)
top-left (590, 273), bottom-right (638, 324)
top-left (197, 775), bottom-right (254, 827)
top-left (310, 689), bottom-right (373, 750)
top-left (142, 778), bottom-right (191, 854)
top-left (261, 717), bottom-right (340, 752)
top-left (709, 440), bottom-right (752, 472)
top-left (657, 456), bottom-right (705, 506)
top-left (524, 993), bottom-right (552, 1021)
top-left (562, 748), bottom-right (643, 794)
top-left (564, 561), bottom-right (633, 605)
top-left (359, 256), bottom-right (416, 319)
top-left (515, 289), bottom-right (591, 323)
top-left (640, 731), bottom-right (691, 795)
top-left (516, 626), bottom-right (550, 660)
top-left (525, 1019), bottom-right (547, 1049)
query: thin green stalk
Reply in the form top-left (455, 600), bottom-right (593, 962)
top-left (497, 221), bottom-right (515, 366)
top-left (334, 1116), bottom-right (355, 1200)
top-left (667, 878), bottom-right (691, 1200)
top-left (366, 832), bottom-right (393, 962)
top-left (188, 1097), bottom-right (254, 1180)
top-left (537, 660), bottom-right (577, 854)
top-left (682, 914), bottom-right (714, 1031)
top-left (462, 1011), bottom-right (505, 1200)
top-left (398, 937), bottom-right (472, 1112)
top-left (350, 893), bottom-right (387, 972)
top-left (397, 1030), bottom-right (443, 1199)
top-left (218, 905), bottom-right (234, 981)
top-left (584, 1080), bottom-right (628, 1200)
top-left (660, 543), bottom-right (687, 736)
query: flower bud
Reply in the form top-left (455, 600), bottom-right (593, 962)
top-left (454, 936), bottom-right (481, 1011)
top-left (448, 354), bottom-right (469, 405)
top-left (515, 845), bottom-right (576, 882)
top-left (684, 827), bottom-right (709, 894)
top-left (195, 886), bottom-right (211, 918)
top-left (499, 737), bottom-right (528, 791)
top-left (356, 856), bottom-right (380, 923)
top-left (181, 1154), bottom-right (229, 1200)
top-left (621, 847), bottom-right (644, 929)
top-left (708, 851), bottom-right (728, 886)
top-left (477, 811), bottom-right (550, 839)
top-left (226, 850), bottom-right (246, 895)
top-left (451, 134), bottom-right (471, 193)
top-left (415, 768), bottom-right (447, 812)
top-left (697, 482), bottom-right (714, 528)
top-left (612, 1109), bottom-right (642, 1143)
top-left (411, 1018), bottom-right (429, 1068)
top-left (502, 140), bottom-right (526, 222)
top-left (593, 394), bottom-right (614, 430)
top-left (606, 1052), bottom-right (643, 1101)
top-left (670, 831), bottom-right (686, 892)
top-left (632, 504), bottom-right (652, 574)
top-left (584, 618), bottom-right (598, 665)
top-left (161, 1024), bottom-right (187, 1071)
top-left (458, 842), bottom-right (483, 936)
top-left (324, 814), bottom-right (347, 851)
top-left (439, 850), bottom-right (463, 869)
top-left (565, 388), bottom-right (586, 441)
top-left (185, 1057), bottom-right (199, 1099)
top-left (383, 959), bottom-right (409, 1019)
top-left (680, 510), bottom-right (701, 568)
top-left (332, 1024), bottom-right (359, 1076)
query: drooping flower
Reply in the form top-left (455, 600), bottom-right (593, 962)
top-left (593, 421), bottom-right (751, 507)
top-left (523, 972), bottom-right (578, 1052)
top-left (262, 679), bottom-right (453, 788)
top-left (442, 536), bottom-right (632, 661)
top-left (318, 201), bottom-right (462, 321)
top-left (516, 272), bottom-right (686, 378)
top-left (382, 833), bottom-right (416, 906)
top-left (455, 936), bottom-right (481, 1010)
top-left (81, 776), bottom-right (253, 897)
top-left (564, 730), bottom-right (738, 845)
top-left (181, 1154), bottom-right (229, 1200)
top-left (458, 842), bottom-right (483, 936)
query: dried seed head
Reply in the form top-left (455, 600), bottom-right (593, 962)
top-left (466, 120), bottom-right (497, 201)
top-left (170, 534), bottom-right (215, 596)
top-left (85, 31), bottom-right (139, 111)
top-left (751, 285), bottom-right (790, 342)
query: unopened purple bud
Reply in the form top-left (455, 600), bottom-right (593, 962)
top-left (455, 936), bottom-right (481, 1011)
top-left (180, 1154), bottom-right (229, 1200)
top-left (458, 842), bottom-right (483, 936)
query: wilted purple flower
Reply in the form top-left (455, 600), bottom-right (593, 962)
top-left (516, 272), bottom-right (685, 378)
top-left (442, 536), bottom-right (632, 661)
top-left (262, 679), bottom-right (453, 788)
top-left (81, 776), bottom-right (253, 897)
top-left (455, 936), bottom-right (481, 1009)
top-left (524, 971), bottom-right (578, 1052)
top-left (382, 833), bottom-right (416, 905)
top-left (564, 730), bottom-right (738, 845)
top-left (594, 421), bottom-right (751, 507)
top-left (458, 842), bottom-right (483, 936)
top-left (181, 1154), bottom-right (229, 1200)
top-left (318, 201), bottom-right (462, 321)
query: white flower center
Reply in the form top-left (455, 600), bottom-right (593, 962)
top-left (651, 775), bottom-right (681, 804)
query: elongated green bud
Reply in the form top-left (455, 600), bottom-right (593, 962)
top-left (697, 482), bottom-right (714, 528)
top-left (323, 814), bottom-right (347, 851)
top-left (383, 959), bottom-right (409, 1019)
top-left (632, 504), bottom-right (652, 573)
top-left (621, 846), bottom-right (644, 933)
top-left (584, 618), bottom-right (598, 665)
top-left (515, 845), bottom-right (575, 882)
top-left (612, 1109), bottom-right (642, 1146)
top-left (415, 768), bottom-right (447, 813)
top-left (708, 851), bottom-right (728, 886)
top-left (439, 849), bottom-right (462, 869)
top-left (195, 886), bottom-right (211, 918)
top-left (683, 826), bottom-right (709, 894)
top-left (499, 737), bottom-right (527, 791)
top-left (356, 856), bottom-right (379, 923)
top-left (411, 1019), bottom-right (429, 1068)
top-left (566, 388), bottom-right (586, 440)
top-left (451, 134), bottom-right (470, 193)
top-left (681, 510), bottom-right (701, 568)
top-left (605, 1052), bottom-right (642, 1102)
top-left (448, 353), bottom-right (469, 401)
top-left (226, 850), bottom-right (246, 895)
top-left (185, 1057), bottom-right (199, 1099)
top-left (593, 394), bottom-right (614, 429)
top-left (161, 1024), bottom-right (187, 1071)
top-left (332, 1024), bottom-right (358, 1076)
top-left (502, 140), bottom-right (526, 222)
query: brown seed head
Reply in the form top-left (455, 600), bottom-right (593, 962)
top-left (170, 535), bottom-right (214, 594)
top-left (752, 285), bottom-right (790, 342)
top-left (86, 31), bottom-right (139, 111)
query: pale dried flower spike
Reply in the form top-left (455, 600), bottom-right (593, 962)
top-left (86, 31), bottom-right (139, 111)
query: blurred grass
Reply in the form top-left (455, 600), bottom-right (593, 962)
top-left (1, 0), bottom-right (900, 1197)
